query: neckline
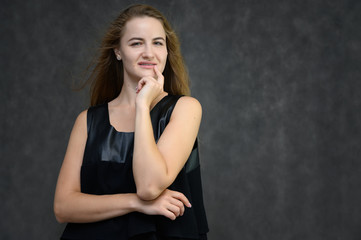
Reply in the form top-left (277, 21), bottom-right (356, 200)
top-left (106, 94), bottom-right (170, 133)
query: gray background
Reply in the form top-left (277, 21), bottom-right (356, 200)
top-left (1, 0), bottom-right (361, 239)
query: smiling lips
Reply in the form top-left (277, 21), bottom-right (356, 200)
top-left (138, 62), bottom-right (157, 69)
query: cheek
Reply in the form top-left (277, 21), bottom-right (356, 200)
top-left (122, 55), bottom-right (137, 68)
top-left (161, 50), bottom-right (168, 63)
top-left (160, 52), bottom-right (168, 71)
top-left (120, 48), bottom-right (138, 61)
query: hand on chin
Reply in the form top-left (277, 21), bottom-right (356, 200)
top-left (135, 66), bottom-right (164, 107)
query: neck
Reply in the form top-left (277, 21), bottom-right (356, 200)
top-left (113, 79), bottom-right (137, 106)
top-left (113, 76), bottom-right (168, 109)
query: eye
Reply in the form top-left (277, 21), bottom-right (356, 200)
top-left (130, 42), bottom-right (142, 47)
top-left (154, 41), bottom-right (164, 46)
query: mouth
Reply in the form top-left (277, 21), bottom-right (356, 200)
top-left (138, 62), bottom-right (157, 69)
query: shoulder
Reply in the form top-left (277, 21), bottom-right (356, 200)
top-left (65, 109), bottom-right (89, 142)
top-left (73, 109), bottom-right (88, 130)
top-left (75, 109), bottom-right (88, 123)
top-left (84, 103), bottom-right (108, 124)
top-left (172, 96), bottom-right (202, 120)
top-left (177, 96), bottom-right (202, 112)
top-left (74, 104), bottom-right (106, 131)
top-left (73, 105), bottom-right (104, 133)
top-left (87, 103), bottom-right (107, 115)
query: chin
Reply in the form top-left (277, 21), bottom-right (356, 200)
top-left (139, 70), bottom-right (156, 78)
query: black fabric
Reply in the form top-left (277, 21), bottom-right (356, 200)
top-left (61, 95), bottom-right (208, 240)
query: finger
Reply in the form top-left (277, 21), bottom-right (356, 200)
top-left (172, 191), bottom-right (192, 208)
top-left (170, 198), bottom-right (185, 216)
top-left (162, 209), bottom-right (176, 220)
top-left (167, 203), bottom-right (181, 217)
top-left (154, 65), bottom-right (164, 85)
top-left (136, 79), bottom-right (146, 93)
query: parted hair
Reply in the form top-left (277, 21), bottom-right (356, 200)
top-left (89, 4), bottom-right (190, 106)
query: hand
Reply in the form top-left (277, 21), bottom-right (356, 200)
top-left (135, 66), bottom-right (165, 109)
top-left (137, 189), bottom-right (191, 220)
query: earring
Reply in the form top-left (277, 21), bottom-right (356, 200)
top-left (116, 55), bottom-right (121, 61)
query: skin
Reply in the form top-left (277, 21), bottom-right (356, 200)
top-left (54, 16), bottom-right (201, 223)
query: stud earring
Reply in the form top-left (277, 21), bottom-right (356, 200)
top-left (116, 56), bottom-right (121, 61)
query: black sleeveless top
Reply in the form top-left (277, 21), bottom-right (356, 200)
top-left (61, 95), bottom-right (208, 240)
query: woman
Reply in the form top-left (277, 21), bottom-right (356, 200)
top-left (54, 4), bottom-right (208, 240)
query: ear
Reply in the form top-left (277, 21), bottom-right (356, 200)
top-left (113, 48), bottom-right (122, 61)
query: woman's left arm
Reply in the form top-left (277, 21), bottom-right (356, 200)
top-left (133, 95), bottom-right (202, 201)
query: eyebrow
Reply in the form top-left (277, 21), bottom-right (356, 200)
top-left (127, 37), bottom-right (165, 42)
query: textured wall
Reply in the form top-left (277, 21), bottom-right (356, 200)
top-left (1, 0), bottom-right (361, 239)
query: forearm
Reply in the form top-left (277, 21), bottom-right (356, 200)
top-left (54, 192), bottom-right (139, 223)
top-left (133, 105), bottom-right (168, 199)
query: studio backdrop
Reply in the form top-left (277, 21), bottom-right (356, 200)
top-left (1, 0), bottom-right (361, 239)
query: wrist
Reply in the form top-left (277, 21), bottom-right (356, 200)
top-left (129, 194), bottom-right (144, 213)
top-left (135, 100), bottom-right (150, 112)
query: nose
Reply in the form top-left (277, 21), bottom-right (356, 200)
top-left (142, 44), bottom-right (154, 59)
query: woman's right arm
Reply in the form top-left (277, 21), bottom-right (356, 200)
top-left (54, 111), bottom-right (190, 223)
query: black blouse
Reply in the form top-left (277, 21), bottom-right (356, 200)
top-left (61, 95), bottom-right (208, 240)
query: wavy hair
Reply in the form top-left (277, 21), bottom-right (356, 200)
top-left (88, 4), bottom-right (190, 106)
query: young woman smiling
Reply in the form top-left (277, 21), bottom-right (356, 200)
top-left (54, 4), bottom-right (208, 240)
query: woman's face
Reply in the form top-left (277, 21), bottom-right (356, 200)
top-left (115, 16), bottom-right (168, 82)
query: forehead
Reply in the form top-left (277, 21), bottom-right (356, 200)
top-left (122, 16), bottom-right (166, 40)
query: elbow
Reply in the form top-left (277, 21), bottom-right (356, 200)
top-left (136, 185), bottom-right (163, 201)
top-left (53, 201), bottom-right (67, 223)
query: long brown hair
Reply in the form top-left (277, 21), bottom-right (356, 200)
top-left (89, 4), bottom-right (190, 106)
